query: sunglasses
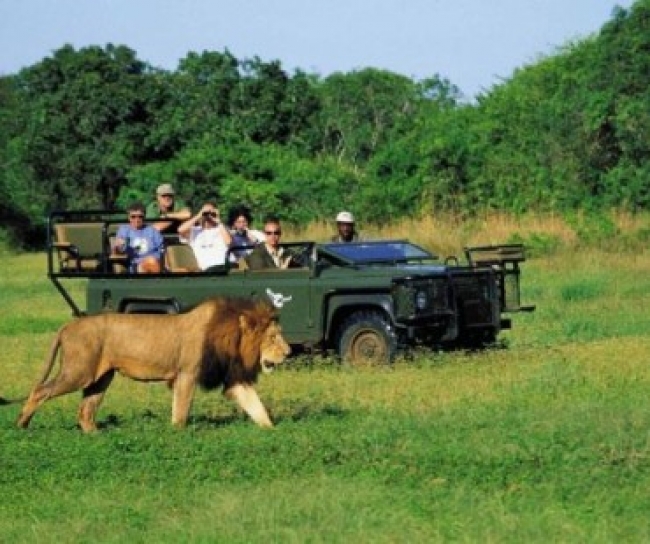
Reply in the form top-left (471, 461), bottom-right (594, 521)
top-left (265, 230), bottom-right (281, 235)
top-left (160, 194), bottom-right (174, 198)
top-left (129, 214), bottom-right (144, 219)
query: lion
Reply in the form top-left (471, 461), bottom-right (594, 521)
top-left (17, 297), bottom-right (290, 432)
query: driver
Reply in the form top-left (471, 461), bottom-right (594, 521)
top-left (245, 216), bottom-right (292, 270)
top-left (331, 211), bottom-right (361, 242)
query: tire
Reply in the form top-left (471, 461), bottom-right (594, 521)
top-left (336, 311), bottom-right (397, 366)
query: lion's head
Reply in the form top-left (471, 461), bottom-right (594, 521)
top-left (200, 298), bottom-right (291, 389)
top-left (238, 300), bottom-right (291, 373)
top-left (253, 319), bottom-right (291, 373)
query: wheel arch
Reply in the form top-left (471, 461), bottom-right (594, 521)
top-left (323, 293), bottom-right (393, 349)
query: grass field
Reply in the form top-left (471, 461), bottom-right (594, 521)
top-left (2, 223), bottom-right (650, 542)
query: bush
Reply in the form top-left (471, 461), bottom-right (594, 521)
top-left (507, 232), bottom-right (563, 257)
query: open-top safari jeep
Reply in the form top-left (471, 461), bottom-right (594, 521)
top-left (47, 210), bottom-right (535, 365)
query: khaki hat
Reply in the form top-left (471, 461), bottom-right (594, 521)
top-left (336, 211), bottom-right (355, 223)
top-left (156, 183), bottom-right (175, 196)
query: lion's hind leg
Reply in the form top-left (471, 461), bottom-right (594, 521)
top-left (17, 357), bottom-right (99, 429)
top-left (16, 386), bottom-right (50, 429)
top-left (17, 372), bottom-right (88, 429)
top-left (78, 370), bottom-right (115, 433)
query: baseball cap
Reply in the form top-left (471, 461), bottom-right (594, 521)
top-left (156, 183), bottom-right (175, 196)
top-left (336, 211), bottom-right (355, 223)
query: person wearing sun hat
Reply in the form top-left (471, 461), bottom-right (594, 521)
top-left (331, 211), bottom-right (361, 242)
top-left (145, 182), bottom-right (191, 234)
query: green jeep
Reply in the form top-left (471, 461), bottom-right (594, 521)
top-left (47, 210), bottom-right (535, 365)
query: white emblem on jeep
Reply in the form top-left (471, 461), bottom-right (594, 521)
top-left (266, 288), bottom-right (293, 308)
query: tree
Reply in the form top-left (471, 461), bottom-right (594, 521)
top-left (316, 68), bottom-right (424, 165)
top-left (14, 44), bottom-right (159, 212)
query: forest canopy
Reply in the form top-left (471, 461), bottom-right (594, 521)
top-left (1, 1), bottom-right (649, 247)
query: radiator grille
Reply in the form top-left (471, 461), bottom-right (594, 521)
top-left (451, 271), bottom-right (495, 327)
top-left (392, 277), bottom-right (451, 320)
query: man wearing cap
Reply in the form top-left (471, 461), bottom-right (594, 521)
top-left (331, 211), bottom-right (361, 243)
top-left (146, 183), bottom-right (191, 234)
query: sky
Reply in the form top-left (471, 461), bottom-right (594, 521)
top-left (0, 0), bottom-right (636, 99)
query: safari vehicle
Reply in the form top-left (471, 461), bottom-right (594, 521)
top-left (47, 210), bottom-right (535, 365)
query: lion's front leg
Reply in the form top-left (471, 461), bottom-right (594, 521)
top-left (225, 383), bottom-right (273, 428)
top-left (171, 372), bottom-right (197, 427)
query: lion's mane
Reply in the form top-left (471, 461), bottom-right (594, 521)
top-left (199, 298), bottom-right (278, 390)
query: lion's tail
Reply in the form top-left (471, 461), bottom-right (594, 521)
top-left (1, 327), bottom-right (64, 407)
top-left (35, 327), bottom-right (64, 386)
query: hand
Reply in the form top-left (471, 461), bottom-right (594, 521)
top-left (115, 238), bottom-right (127, 253)
top-left (201, 204), bottom-right (218, 215)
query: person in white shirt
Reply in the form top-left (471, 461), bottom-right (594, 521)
top-left (177, 203), bottom-right (232, 271)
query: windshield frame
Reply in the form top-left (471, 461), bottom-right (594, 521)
top-left (318, 240), bottom-right (438, 265)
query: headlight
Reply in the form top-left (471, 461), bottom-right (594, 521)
top-left (415, 290), bottom-right (428, 310)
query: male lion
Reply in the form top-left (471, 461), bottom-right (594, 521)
top-left (17, 297), bottom-right (290, 432)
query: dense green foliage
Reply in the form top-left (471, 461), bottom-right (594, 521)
top-left (1, 2), bottom-right (649, 247)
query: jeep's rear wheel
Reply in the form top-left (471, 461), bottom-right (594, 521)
top-left (337, 311), bottom-right (396, 365)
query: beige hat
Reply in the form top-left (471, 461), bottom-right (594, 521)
top-left (336, 211), bottom-right (355, 223)
top-left (156, 183), bottom-right (175, 196)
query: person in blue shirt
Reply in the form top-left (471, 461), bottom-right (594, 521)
top-left (115, 202), bottom-right (164, 273)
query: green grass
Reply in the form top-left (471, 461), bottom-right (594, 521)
top-left (2, 250), bottom-right (650, 542)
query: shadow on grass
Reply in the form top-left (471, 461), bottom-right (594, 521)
top-left (96, 409), bottom-right (243, 430)
top-left (93, 403), bottom-right (349, 431)
top-left (96, 413), bottom-right (126, 430)
top-left (189, 403), bottom-right (350, 429)
top-left (278, 403), bottom-right (349, 424)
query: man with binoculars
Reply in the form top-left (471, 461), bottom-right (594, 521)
top-left (177, 202), bottom-right (233, 271)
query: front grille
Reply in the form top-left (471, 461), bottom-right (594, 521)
top-left (451, 270), bottom-right (496, 327)
top-left (392, 277), bottom-right (451, 321)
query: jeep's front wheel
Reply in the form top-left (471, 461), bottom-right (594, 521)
top-left (337, 311), bottom-right (397, 365)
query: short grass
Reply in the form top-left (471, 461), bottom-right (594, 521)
top-left (2, 239), bottom-right (650, 542)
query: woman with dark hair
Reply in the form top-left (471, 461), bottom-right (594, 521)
top-left (227, 205), bottom-right (264, 260)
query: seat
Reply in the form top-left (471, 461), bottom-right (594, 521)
top-left (165, 244), bottom-right (201, 273)
top-left (107, 234), bottom-right (128, 274)
top-left (53, 223), bottom-right (106, 272)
